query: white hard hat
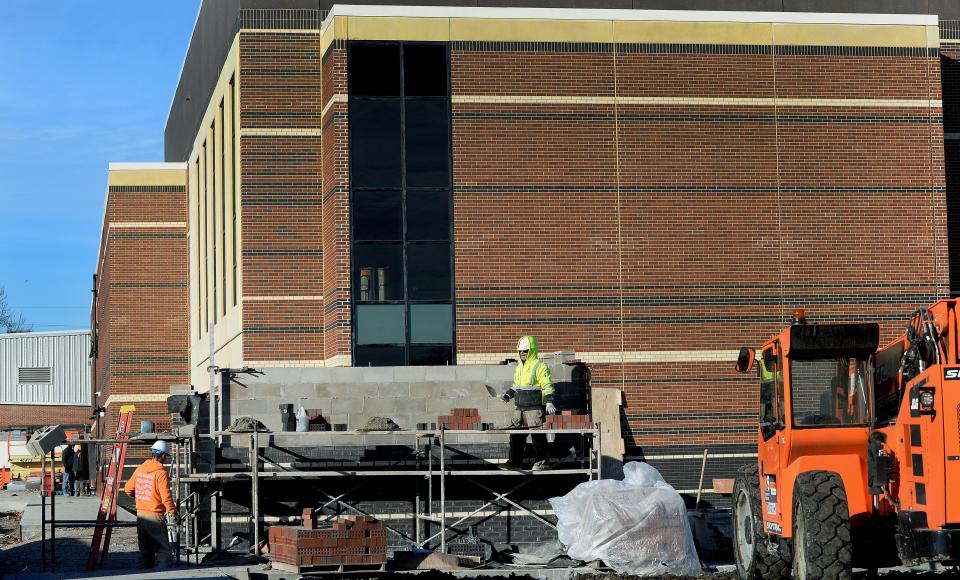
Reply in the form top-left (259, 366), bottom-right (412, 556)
top-left (151, 440), bottom-right (170, 455)
top-left (517, 337), bottom-right (530, 351)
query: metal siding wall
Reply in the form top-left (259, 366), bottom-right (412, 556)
top-left (0, 332), bottom-right (91, 406)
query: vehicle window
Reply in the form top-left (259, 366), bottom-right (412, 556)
top-left (790, 357), bottom-right (872, 427)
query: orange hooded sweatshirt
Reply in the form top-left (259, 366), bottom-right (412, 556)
top-left (123, 458), bottom-right (176, 517)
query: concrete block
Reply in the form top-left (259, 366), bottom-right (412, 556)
top-left (359, 366), bottom-right (397, 382)
top-left (425, 397), bottom-right (459, 415)
top-left (249, 383), bottom-right (281, 399)
top-left (437, 382), bottom-right (488, 398)
top-left (394, 366), bottom-right (428, 381)
top-left (332, 382), bottom-right (381, 397)
top-left (273, 433), bottom-right (333, 447)
top-left (376, 382), bottom-right (410, 398)
top-left (330, 367), bottom-right (366, 382)
top-left (363, 397), bottom-right (425, 415)
top-left (330, 398), bottom-right (363, 414)
top-left (484, 396), bottom-right (515, 412)
top-left (409, 382), bottom-right (444, 398)
top-left (231, 398), bottom-right (266, 417)
top-left (345, 414), bottom-right (367, 429)
top-left (454, 365), bottom-right (488, 381)
top-left (280, 383), bottom-right (322, 399)
top-left (292, 398), bottom-right (334, 414)
top-left (484, 366), bottom-right (515, 382)
top-left (424, 366), bottom-right (457, 381)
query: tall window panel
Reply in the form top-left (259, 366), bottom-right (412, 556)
top-left (349, 42), bottom-right (453, 367)
top-left (201, 141), bottom-right (208, 332)
top-left (219, 99), bottom-right (227, 316)
top-left (210, 121), bottom-right (218, 325)
top-left (230, 75), bottom-right (238, 307)
top-left (195, 157), bottom-right (202, 339)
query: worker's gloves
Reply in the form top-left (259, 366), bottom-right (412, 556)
top-left (501, 390), bottom-right (515, 403)
top-left (165, 513), bottom-right (179, 526)
top-left (545, 403), bottom-right (557, 415)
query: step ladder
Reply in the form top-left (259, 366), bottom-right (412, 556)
top-left (87, 404), bottom-right (135, 570)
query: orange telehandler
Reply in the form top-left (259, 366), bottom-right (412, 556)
top-left (733, 302), bottom-right (960, 579)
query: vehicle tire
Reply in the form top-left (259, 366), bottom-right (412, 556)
top-left (732, 465), bottom-right (790, 579)
top-left (791, 471), bottom-right (853, 580)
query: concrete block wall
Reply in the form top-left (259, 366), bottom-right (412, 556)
top-left (226, 354), bottom-right (585, 447)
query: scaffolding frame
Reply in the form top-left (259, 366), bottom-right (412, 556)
top-left (173, 425), bottom-right (600, 560)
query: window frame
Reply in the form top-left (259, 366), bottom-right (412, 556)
top-left (348, 41), bottom-right (455, 366)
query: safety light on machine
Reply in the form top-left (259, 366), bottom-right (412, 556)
top-left (919, 390), bottom-right (935, 410)
top-left (791, 309), bottom-right (808, 325)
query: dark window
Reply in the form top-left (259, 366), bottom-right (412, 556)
top-left (410, 304), bottom-right (452, 343)
top-left (350, 41), bottom-right (453, 366)
top-left (355, 345), bottom-right (406, 366)
top-left (409, 345), bottom-right (453, 366)
top-left (403, 44), bottom-right (447, 97)
top-left (353, 245), bottom-right (403, 302)
top-left (350, 100), bottom-right (402, 188)
top-left (356, 305), bottom-right (405, 345)
top-left (353, 190), bottom-right (402, 241)
top-left (407, 190), bottom-right (450, 241)
top-left (405, 100), bottom-right (450, 187)
top-left (350, 44), bottom-right (401, 96)
top-left (407, 244), bottom-right (451, 300)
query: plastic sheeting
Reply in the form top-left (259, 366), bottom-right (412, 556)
top-left (549, 462), bottom-right (702, 576)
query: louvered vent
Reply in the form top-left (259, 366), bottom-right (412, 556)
top-left (18, 367), bottom-right (52, 383)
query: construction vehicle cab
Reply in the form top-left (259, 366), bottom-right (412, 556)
top-left (734, 303), bottom-right (960, 579)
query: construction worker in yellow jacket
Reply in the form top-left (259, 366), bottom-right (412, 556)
top-left (501, 335), bottom-right (556, 471)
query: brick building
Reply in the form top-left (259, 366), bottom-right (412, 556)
top-left (160, 2), bottom-right (949, 475)
top-left (90, 164), bottom-right (189, 443)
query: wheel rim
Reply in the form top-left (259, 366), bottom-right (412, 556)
top-left (734, 489), bottom-right (754, 568)
top-left (795, 506), bottom-right (807, 579)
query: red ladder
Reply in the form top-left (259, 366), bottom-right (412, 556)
top-left (87, 404), bottom-right (135, 570)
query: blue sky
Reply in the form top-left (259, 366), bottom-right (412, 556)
top-left (0, 2), bottom-right (200, 332)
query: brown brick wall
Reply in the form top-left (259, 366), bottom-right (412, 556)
top-left (238, 32), bottom-right (328, 362)
top-left (449, 46), bottom-right (947, 453)
top-left (91, 180), bottom-right (189, 448)
top-left (0, 404), bottom-right (89, 431)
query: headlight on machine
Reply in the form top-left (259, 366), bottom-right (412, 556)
top-left (919, 390), bottom-right (935, 410)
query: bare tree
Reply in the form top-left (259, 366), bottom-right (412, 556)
top-left (0, 286), bottom-right (31, 333)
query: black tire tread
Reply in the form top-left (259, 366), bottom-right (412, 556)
top-left (733, 464), bottom-right (790, 580)
top-left (793, 470), bottom-right (853, 580)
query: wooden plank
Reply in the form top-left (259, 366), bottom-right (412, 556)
top-left (590, 386), bottom-right (624, 479)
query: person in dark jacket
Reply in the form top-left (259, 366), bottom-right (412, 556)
top-left (72, 444), bottom-right (90, 495)
top-left (60, 444), bottom-right (75, 496)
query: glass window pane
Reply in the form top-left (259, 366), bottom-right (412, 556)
top-left (410, 304), bottom-right (453, 343)
top-left (350, 43), bottom-right (400, 97)
top-left (353, 244), bottom-right (403, 301)
top-left (356, 305), bottom-right (405, 345)
top-left (403, 44), bottom-right (448, 97)
top-left (355, 345), bottom-right (406, 366)
top-left (407, 190), bottom-right (450, 241)
top-left (405, 100), bottom-right (449, 188)
top-left (409, 345), bottom-right (453, 366)
top-left (407, 244), bottom-right (451, 300)
top-left (354, 190), bottom-right (401, 241)
top-left (351, 100), bottom-right (401, 188)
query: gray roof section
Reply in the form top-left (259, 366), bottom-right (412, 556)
top-left (164, 0), bottom-right (960, 162)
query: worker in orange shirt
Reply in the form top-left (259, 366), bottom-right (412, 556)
top-left (124, 440), bottom-right (177, 568)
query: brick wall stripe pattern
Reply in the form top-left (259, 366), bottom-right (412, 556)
top-left (93, 166), bottom-right (189, 465)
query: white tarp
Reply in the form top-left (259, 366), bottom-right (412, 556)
top-left (549, 461), bottom-right (702, 576)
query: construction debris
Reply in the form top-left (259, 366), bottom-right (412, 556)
top-left (228, 417), bottom-right (269, 433)
top-left (360, 416), bottom-right (401, 431)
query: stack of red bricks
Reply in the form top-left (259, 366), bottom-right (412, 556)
top-left (545, 410), bottom-right (594, 430)
top-left (268, 511), bottom-right (387, 568)
top-left (438, 408), bottom-right (481, 430)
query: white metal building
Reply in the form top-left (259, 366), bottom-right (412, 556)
top-left (0, 330), bottom-right (91, 410)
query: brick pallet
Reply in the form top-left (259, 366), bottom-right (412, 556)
top-left (438, 407), bottom-right (482, 430)
top-left (545, 410), bottom-right (594, 430)
top-left (268, 513), bottom-right (387, 570)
